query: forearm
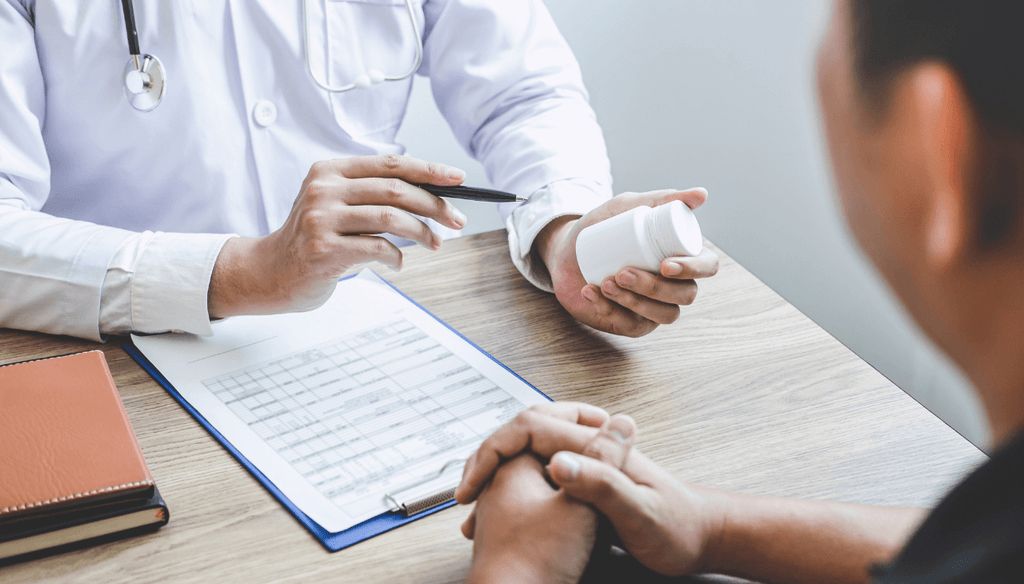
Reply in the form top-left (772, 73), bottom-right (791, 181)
top-left (702, 492), bottom-right (925, 584)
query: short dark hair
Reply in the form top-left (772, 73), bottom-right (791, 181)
top-left (850, 0), bottom-right (1024, 247)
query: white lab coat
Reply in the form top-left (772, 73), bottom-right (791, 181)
top-left (0, 0), bottom-right (612, 341)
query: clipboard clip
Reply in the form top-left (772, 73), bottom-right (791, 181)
top-left (384, 458), bottom-right (466, 517)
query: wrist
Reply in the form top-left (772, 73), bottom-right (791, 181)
top-left (690, 486), bottom-right (736, 575)
top-left (531, 216), bottom-right (579, 283)
top-left (466, 551), bottom-right (553, 584)
top-left (208, 236), bottom-right (279, 319)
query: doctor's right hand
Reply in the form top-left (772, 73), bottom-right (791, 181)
top-left (207, 154), bottom-right (468, 318)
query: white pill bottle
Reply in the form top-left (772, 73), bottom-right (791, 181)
top-left (575, 199), bottom-right (703, 286)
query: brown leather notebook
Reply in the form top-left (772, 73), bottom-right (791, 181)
top-left (0, 351), bottom-right (168, 563)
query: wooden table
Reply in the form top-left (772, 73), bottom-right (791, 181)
top-left (0, 231), bottom-right (985, 583)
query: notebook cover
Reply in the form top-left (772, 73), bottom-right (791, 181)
top-left (0, 351), bottom-right (155, 523)
top-left (124, 271), bottom-right (551, 552)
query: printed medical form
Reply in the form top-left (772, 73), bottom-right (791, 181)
top-left (132, 270), bottom-right (548, 533)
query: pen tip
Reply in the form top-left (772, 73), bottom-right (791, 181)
top-left (516, 196), bottom-right (528, 202)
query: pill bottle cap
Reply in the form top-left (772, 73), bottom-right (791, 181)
top-left (646, 200), bottom-right (703, 259)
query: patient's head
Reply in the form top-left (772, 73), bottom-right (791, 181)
top-left (816, 0), bottom-right (1024, 440)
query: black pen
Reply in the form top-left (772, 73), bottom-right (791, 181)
top-left (416, 183), bottom-right (527, 203)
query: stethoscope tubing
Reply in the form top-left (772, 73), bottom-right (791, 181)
top-left (119, 0), bottom-right (424, 111)
top-left (120, 0), bottom-right (141, 56)
top-left (301, 0), bottom-right (423, 92)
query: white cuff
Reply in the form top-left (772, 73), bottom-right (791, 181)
top-left (100, 232), bottom-right (236, 336)
top-left (505, 179), bottom-right (611, 292)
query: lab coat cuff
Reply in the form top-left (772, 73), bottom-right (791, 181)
top-left (64, 228), bottom-right (136, 342)
top-left (130, 233), bottom-right (238, 336)
top-left (506, 182), bottom-right (609, 292)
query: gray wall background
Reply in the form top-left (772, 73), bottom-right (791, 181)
top-left (395, 1), bottom-right (989, 447)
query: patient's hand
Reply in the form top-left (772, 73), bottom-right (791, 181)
top-left (463, 453), bottom-right (598, 584)
top-left (534, 189), bottom-right (719, 338)
top-left (459, 402), bottom-right (726, 577)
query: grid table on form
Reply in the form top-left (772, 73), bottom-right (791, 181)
top-left (202, 318), bottom-right (523, 514)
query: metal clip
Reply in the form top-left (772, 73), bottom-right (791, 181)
top-left (383, 459), bottom-right (465, 517)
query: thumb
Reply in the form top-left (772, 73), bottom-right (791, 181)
top-left (547, 451), bottom-right (650, 533)
top-left (461, 506), bottom-right (477, 540)
top-left (590, 188), bottom-right (709, 227)
top-left (581, 413), bottom-right (636, 470)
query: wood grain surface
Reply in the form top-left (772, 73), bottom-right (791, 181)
top-left (0, 231), bottom-right (985, 583)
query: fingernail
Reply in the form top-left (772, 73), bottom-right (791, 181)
top-left (665, 261), bottom-right (683, 276)
top-left (451, 207), bottom-right (468, 227)
top-left (582, 287), bottom-right (598, 303)
top-left (607, 416), bottom-right (634, 443)
top-left (551, 452), bottom-right (581, 482)
top-left (617, 270), bottom-right (637, 287)
top-left (601, 279), bottom-right (618, 296)
top-left (447, 167), bottom-right (467, 180)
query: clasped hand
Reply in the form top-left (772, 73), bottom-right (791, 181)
top-left (457, 403), bottom-right (727, 582)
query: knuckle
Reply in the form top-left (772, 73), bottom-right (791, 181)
top-left (309, 160), bottom-right (330, 176)
top-left (625, 322), bottom-right (650, 338)
top-left (377, 207), bottom-right (399, 230)
top-left (663, 307), bottom-right (681, 324)
top-left (419, 221), bottom-right (435, 241)
top-left (434, 197), bottom-right (451, 217)
top-left (590, 470), bottom-right (617, 502)
top-left (683, 282), bottom-right (699, 305)
top-left (380, 154), bottom-right (405, 171)
top-left (620, 292), bottom-right (641, 310)
top-left (583, 439), bottom-right (619, 465)
top-left (383, 178), bottom-right (405, 200)
top-left (645, 276), bottom-right (663, 298)
top-left (303, 181), bottom-right (328, 203)
top-left (426, 161), bottom-right (445, 177)
top-left (305, 234), bottom-right (333, 261)
top-left (298, 207), bottom-right (327, 233)
top-left (370, 236), bottom-right (392, 257)
top-left (517, 408), bottom-right (540, 429)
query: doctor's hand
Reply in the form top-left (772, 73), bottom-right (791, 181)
top-left (534, 189), bottom-right (719, 338)
top-left (458, 402), bottom-right (727, 578)
top-left (208, 155), bottom-right (468, 318)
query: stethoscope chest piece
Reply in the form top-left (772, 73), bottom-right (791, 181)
top-left (123, 54), bottom-right (166, 112)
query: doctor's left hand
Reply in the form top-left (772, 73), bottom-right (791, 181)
top-left (208, 155), bottom-right (469, 318)
top-left (534, 189), bottom-right (719, 338)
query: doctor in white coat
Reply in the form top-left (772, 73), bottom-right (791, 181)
top-left (0, 0), bottom-right (718, 341)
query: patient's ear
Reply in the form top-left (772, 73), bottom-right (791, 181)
top-left (903, 63), bottom-right (977, 271)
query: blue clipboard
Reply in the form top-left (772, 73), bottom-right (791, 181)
top-left (123, 271), bottom-right (551, 552)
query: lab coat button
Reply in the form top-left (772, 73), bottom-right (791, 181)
top-left (253, 100), bottom-right (278, 127)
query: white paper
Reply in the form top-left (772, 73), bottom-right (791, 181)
top-left (131, 270), bottom-right (547, 533)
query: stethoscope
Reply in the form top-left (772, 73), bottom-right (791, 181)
top-left (119, 0), bottom-right (423, 112)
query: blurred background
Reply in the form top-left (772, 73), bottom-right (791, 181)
top-left (395, 1), bottom-right (988, 448)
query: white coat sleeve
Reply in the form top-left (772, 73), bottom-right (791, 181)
top-left (0, 2), bottom-right (230, 341)
top-left (419, 0), bottom-right (614, 289)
